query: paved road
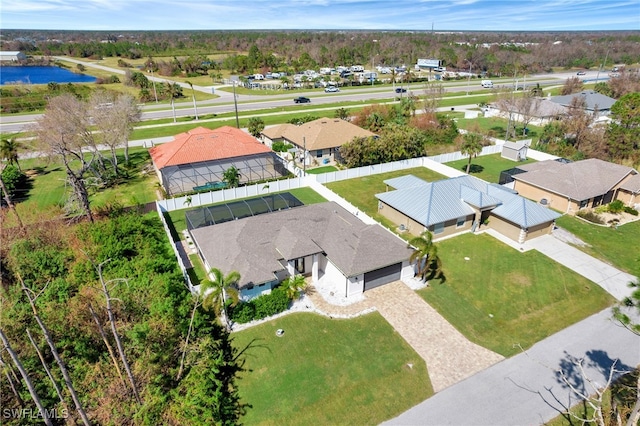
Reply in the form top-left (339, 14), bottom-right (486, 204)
top-left (384, 308), bottom-right (640, 426)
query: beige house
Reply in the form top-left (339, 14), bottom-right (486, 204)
top-left (261, 117), bottom-right (376, 166)
top-left (616, 174), bottom-right (640, 208)
top-left (512, 159), bottom-right (638, 214)
top-left (376, 174), bottom-right (560, 244)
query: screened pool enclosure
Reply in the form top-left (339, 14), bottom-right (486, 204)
top-left (160, 153), bottom-right (289, 197)
top-left (185, 192), bottom-right (304, 231)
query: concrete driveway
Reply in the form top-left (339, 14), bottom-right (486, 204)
top-left (525, 234), bottom-right (637, 301)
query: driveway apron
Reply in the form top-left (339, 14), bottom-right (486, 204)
top-left (364, 281), bottom-right (504, 392)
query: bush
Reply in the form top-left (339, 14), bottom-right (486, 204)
top-left (607, 200), bottom-right (625, 214)
top-left (576, 210), bottom-right (605, 224)
top-left (229, 287), bottom-right (290, 324)
top-left (230, 302), bottom-right (255, 324)
top-left (623, 206), bottom-right (638, 216)
top-left (272, 141), bottom-right (293, 152)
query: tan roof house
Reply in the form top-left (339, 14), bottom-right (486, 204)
top-left (617, 174), bottom-right (640, 208)
top-left (149, 126), bottom-right (287, 196)
top-left (261, 117), bottom-right (376, 166)
top-left (512, 158), bottom-right (638, 214)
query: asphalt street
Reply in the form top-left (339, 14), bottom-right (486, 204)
top-left (384, 308), bottom-right (640, 426)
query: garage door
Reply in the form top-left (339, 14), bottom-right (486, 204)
top-left (364, 263), bottom-right (402, 291)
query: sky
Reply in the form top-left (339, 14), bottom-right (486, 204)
top-left (1, 0), bottom-right (638, 32)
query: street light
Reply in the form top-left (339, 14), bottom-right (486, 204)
top-left (149, 67), bottom-right (158, 103)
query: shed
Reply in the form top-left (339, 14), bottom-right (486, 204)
top-left (501, 140), bottom-right (531, 162)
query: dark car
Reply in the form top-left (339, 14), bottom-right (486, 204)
top-left (293, 96), bottom-right (311, 103)
top-left (395, 87), bottom-right (407, 93)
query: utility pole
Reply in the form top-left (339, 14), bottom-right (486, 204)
top-left (303, 136), bottom-right (307, 175)
top-left (233, 82), bottom-right (240, 129)
top-left (149, 67), bottom-right (158, 103)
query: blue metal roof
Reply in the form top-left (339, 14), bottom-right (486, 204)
top-left (376, 174), bottom-right (560, 228)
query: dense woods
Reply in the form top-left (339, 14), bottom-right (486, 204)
top-left (2, 30), bottom-right (640, 77)
top-left (0, 212), bottom-right (248, 424)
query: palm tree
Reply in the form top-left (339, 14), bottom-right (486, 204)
top-left (408, 231), bottom-right (442, 283)
top-left (281, 274), bottom-right (308, 300)
top-left (0, 137), bottom-right (22, 171)
top-left (185, 80), bottom-right (199, 120)
top-left (460, 133), bottom-right (484, 174)
top-left (201, 268), bottom-right (240, 330)
top-left (223, 166), bottom-right (241, 188)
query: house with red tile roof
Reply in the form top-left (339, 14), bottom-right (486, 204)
top-left (149, 126), bottom-right (288, 196)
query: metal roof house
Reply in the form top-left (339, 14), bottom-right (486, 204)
top-left (189, 201), bottom-right (414, 300)
top-left (512, 158), bottom-right (638, 214)
top-left (376, 175), bottom-right (560, 243)
top-left (149, 126), bottom-right (288, 196)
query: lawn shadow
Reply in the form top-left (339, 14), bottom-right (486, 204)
top-left (465, 164), bottom-right (484, 174)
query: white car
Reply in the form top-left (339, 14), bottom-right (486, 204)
top-left (325, 86), bottom-right (340, 92)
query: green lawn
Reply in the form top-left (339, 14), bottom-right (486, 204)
top-left (555, 215), bottom-right (640, 274)
top-left (455, 116), bottom-right (544, 142)
top-left (325, 167), bottom-right (445, 232)
top-left (187, 253), bottom-right (208, 285)
top-left (419, 233), bottom-right (614, 357)
top-left (232, 312), bottom-right (432, 425)
top-left (7, 147), bottom-right (158, 226)
top-left (444, 153), bottom-right (536, 183)
top-left (166, 187), bottom-right (328, 237)
top-left (306, 165), bottom-right (339, 174)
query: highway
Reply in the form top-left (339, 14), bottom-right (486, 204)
top-left (0, 59), bottom-right (606, 134)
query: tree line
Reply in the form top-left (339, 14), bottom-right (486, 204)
top-left (3, 30), bottom-right (640, 78)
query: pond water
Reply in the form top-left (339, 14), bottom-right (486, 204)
top-left (0, 66), bottom-right (97, 85)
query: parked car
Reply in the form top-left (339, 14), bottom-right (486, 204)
top-left (576, 71), bottom-right (586, 75)
top-left (325, 86), bottom-right (340, 92)
top-left (293, 96), bottom-right (311, 103)
top-left (395, 87), bottom-right (407, 93)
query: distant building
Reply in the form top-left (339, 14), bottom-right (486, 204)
top-left (0, 51), bottom-right (27, 62)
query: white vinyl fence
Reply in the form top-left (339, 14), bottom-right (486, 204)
top-left (156, 203), bottom-right (194, 292)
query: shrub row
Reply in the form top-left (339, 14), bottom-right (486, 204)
top-left (229, 287), bottom-right (290, 324)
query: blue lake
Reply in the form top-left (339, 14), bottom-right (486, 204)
top-left (0, 66), bottom-right (97, 85)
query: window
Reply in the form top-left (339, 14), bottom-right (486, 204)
top-left (316, 149), bottom-right (323, 158)
top-left (456, 217), bottom-right (466, 228)
top-left (579, 200), bottom-right (588, 209)
top-left (434, 222), bottom-right (445, 234)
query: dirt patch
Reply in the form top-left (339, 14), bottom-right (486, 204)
top-left (598, 211), bottom-right (640, 227)
top-left (506, 272), bottom-right (532, 287)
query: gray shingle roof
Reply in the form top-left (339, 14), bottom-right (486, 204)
top-left (619, 174), bottom-right (640, 194)
top-left (550, 91), bottom-right (616, 112)
top-left (376, 175), bottom-right (560, 229)
top-left (190, 202), bottom-right (412, 288)
top-left (513, 158), bottom-right (636, 201)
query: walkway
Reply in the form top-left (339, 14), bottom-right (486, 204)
top-left (364, 281), bottom-right (504, 392)
top-left (384, 307), bottom-right (640, 425)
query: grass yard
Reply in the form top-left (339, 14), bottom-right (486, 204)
top-left (444, 153), bottom-right (536, 183)
top-left (325, 167), bottom-right (446, 216)
top-left (5, 147), bottom-right (158, 227)
top-left (232, 312), bottom-right (432, 425)
top-left (419, 233), bottom-right (614, 357)
top-left (455, 116), bottom-right (544, 143)
top-left (555, 215), bottom-right (640, 274)
top-left (306, 165), bottom-right (339, 174)
top-left (166, 187), bottom-right (328, 237)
